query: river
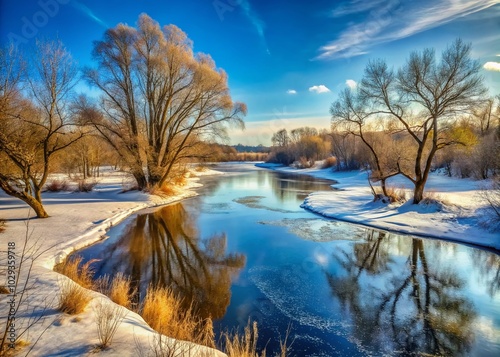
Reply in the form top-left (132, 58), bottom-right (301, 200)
top-left (76, 163), bottom-right (500, 356)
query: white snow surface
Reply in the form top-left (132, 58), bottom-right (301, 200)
top-left (0, 167), bottom-right (225, 357)
top-left (256, 162), bottom-right (500, 251)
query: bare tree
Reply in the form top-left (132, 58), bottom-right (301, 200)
top-left (0, 41), bottom-right (81, 218)
top-left (359, 39), bottom-right (485, 203)
top-left (84, 14), bottom-right (245, 190)
top-left (331, 88), bottom-right (400, 197)
top-left (271, 129), bottom-right (289, 147)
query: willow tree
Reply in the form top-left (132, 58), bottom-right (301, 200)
top-left (0, 41), bottom-right (80, 218)
top-left (359, 39), bottom-right (485, 203)
top-left (85, 14), bottom-right (246, 190)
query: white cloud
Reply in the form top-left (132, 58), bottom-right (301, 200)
top-left (309, 85), bottom-right (331, 94)
top-left (345, 79), bottom-right (357, 89)
top-left (318, 0), bottom-right (498, 59)
top-left (287, 89), bottom-right (297, 95)
top-left (484, 62), bottom-right (500, 71)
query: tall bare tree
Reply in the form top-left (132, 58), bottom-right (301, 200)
top-left (0, 41), bottom-right (81, 217)
top-left (84, 14), bottom-right (245, 190)
top-left (359, 39), bottom-right (485, 203)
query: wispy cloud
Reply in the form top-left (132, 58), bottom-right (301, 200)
top-left (309, 85), bottom-right (331, 94)
top-left (286, 89), bottom-right (297, 94)
top-left (238, 0), bottom-right (269, 53)
top-left (318, 0), bottom-right (498, 60)
top-left (71, 0), bottom-right (107, 28)
top-left (345, 79), bottom-right (357, 89)
top-left (484, 61), bottom-right (500, 71)
top-left (331, 0), bottom-right (388, 17)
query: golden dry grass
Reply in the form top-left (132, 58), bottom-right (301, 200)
top-left (97, 273), bottom-right (135, 309)
top-left (222, 320), bottom-right (262, 357)
top-left (109, 273), bottom-right (135, 309)
top-left (54, 255), bottom-right (96, 289)
top-left (140, 286), bottom-right (214, 348)
top-left (0, 339), bottom-right (30, 357)
top-left (55, 255), bottom-right (96, 315)
top-left (58, 278), bottom-right (92, 315)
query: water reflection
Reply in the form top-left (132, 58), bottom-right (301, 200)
top-left (472, 249), bottom-right (500, 298)
top-left (327, 231), bottom-right (476, 356)
top-left (271, 172), bottom-right (335, 202)
top-left (81, 204), bottom-right (246, 319)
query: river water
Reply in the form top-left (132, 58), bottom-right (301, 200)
top-left (76, 164), bottom-right (500, 356)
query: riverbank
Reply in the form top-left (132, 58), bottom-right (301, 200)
top-left (257, 163), bottom-right (500, 252)
top-left (0, 167), bottom-right (226, 356)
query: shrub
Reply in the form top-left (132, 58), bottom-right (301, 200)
top-left (320, 156), bottom-right (337, 169)
top-left (0, 219), bottom-right (4, 233)
top-left (479, 176), bottom-right (500, 230)
top-left (75, 180), bottom-right (97, 192)
top-left (292, 157), bottom-right (314, 169)
top-left (58, 278), bottom-right (92, 315)
top-left (45, 179), bottom-right (70, 192)
top-left (93, 298), bottom-right (127, 350)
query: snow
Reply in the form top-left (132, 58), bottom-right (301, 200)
top-left (257, 162), bottom-right (500, 252)
top-left (0, 167), bottom-right (226, 357)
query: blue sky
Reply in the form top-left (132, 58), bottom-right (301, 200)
top-left (1, 0), bottom-right (499, 145)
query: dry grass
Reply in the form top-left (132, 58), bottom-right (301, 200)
top-left (151, 184), bottom-right (177, 197)
top-left (75, 180), bottom-right (96, 192)
top-left (195, 164), bottom-right (208, 172)
top-left (222, 321), bottom-right (293, 357)
top-left (140, 286), bottom-right (214, 348)
top-left (45, 179), bottom-right (70, 192)
top-left (54, 255), bottom-right (96, 289)
top-left (171, 175), bottom-right (187, 187)
top-left (98, 273), bottom-right (135, 309)
top-left (222, 320), bottom-right (262, 357)
top-left (0, 339), bottom-right (30, 357)
top-left (0, 219), bottom-right (5, 233)
top-left (320, 156), bottom-right (337, 169)
top-left (93, 298), bottom-right (128, 350)
top-left (58, 278), bottom-right (92, 314)
top-left (0, 286), bottom-right (8, 294)
top-left (55, 255), bottom-right (95, 314)
top-left (385, 186), bottom-right (407, 203)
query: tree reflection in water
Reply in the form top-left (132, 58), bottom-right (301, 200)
top-left (326, 231), bottom-right (476, 356)
top-left (97, 203), bottom-right (245, 319)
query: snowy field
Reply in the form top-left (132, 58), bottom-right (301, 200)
top-left (257, 162), bottom-right (500, 252)
top-left (0, 167), bottom-right (225, 357)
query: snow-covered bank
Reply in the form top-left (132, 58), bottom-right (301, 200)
top-left (257, 163), bottom-right (500, 252)
top-left (0, 168), bottom-right (225, 357)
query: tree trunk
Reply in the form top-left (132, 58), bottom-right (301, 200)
top-left (132, 171), bottom-right (148, 191)
top-left (413, 180), bottom-right (425, 204)
top-left (380, 178), bottom-right (388, 197)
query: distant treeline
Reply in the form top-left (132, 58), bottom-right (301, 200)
top-left (198, 143), bottom-right (269, 162)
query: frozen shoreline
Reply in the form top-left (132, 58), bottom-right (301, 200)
top-left (0, 167), bottom-right (226, 357)
top-left (256, 162), bottom-right (500, 252)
